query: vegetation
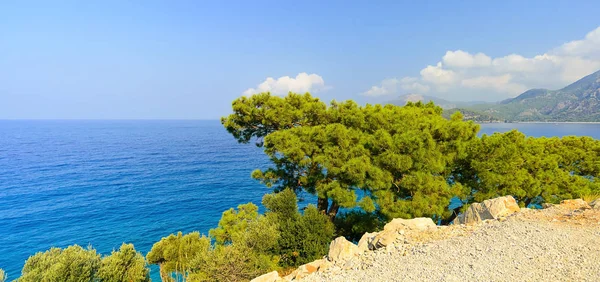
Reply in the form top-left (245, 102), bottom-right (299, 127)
top-left (0, 269), bottom-right (6, 282)
top-left (222, 93), bottom-right (480, 222)
top-left (456, 69), bottom-right (600, 122)
top-left (146, 189), bottom-right (333, 281)
top-left (17, 244), bottom-right (149, 282)
top-left (11, 92), bottom-right (600, 282)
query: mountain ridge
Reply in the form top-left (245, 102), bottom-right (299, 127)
top-left (378, 69), bottom-right (600, 122)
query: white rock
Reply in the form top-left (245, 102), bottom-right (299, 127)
top-left (328, 236), bottom-right (359, 262)
top-left (251, 271), bottom-right (281, 282)
top-left (454, 196), bottom-right (521, 225)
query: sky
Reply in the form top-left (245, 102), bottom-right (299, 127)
top-left (2, 0), bottom-right (600, 119)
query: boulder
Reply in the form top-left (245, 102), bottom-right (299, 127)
top-left (454, 196), bottom-right (520, 225)
top-left (370, 218), bottom-right (436, 249)
top-left (251, 271), bottom-right (281, 282)
top-left (383, 217), bottom-right (436, 232)
top-left (357, 232), bottom-right (378, 252)
top-left (327, 236), bottom-right (359, 262)
top-left (559, 199), bottom-right (591, 210)
top-left (288, 259), bottom-right (330, 280)
top-left (590, 199), bottom-right (600, 210)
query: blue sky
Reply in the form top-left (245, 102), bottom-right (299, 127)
top-left (2, 0), bottom-right (600, 119)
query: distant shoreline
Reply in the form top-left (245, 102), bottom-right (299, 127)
top-left (508, 122), bottom-right (600, 124)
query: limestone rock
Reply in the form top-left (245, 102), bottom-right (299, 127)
top-left (454, 196), bottom-right (520, 225)
top-left (542, 203), bottom-right (555, 209)
top-left (251, 271), bottom-right (281, 282)
top-left (560, 199), bottom-right (591, 210)
top-left (590, 198), bottom-right (600, 209)
top-left (370, 218), bottom-right (436, 249)
top-left (285, 259), bottom-right (329, 280)
top-left (371, 229), bottom-right (399, 249)
top-left (328, 236), bottom-right (359, 262)
top-left (383, 217), bottom-right (436, 232)
top-left (357, 232), bottom-right (378, 252)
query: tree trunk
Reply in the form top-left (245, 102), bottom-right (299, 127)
top-left (523, 198), bottom-right (532, 208)
top-left (327, 202), bottom-right (340, 221)
top-left (317, 197), bottom-right (329, 215)
top-left (441, 207), bottom-right (462, 225)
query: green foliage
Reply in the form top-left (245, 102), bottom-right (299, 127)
top-left (188, 244), bottom-right (277, 282)
top-left (209, 203), bottom-right (259, 245)
top-left (263, 189), bottom-right (334, 266)
top-left (146, 202), bottom-right (280, 282)
top-left (460, 130), bottom-right (600, 206)
top-left (0, 268), bottom-right (7, 282)
top-left (222, 93), bottom-right (480, 222)
top-left (97, 243), bottom-right (150, 282)
top-left (334, 210), bottom-right (386, 242)
top-left (146, 232), bottom-right (211, 281)
top-left (18, 244), bottom-right (151, 282)
top-left (18, 245), bottom-right (101, 282)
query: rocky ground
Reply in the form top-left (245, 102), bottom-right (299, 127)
top-left (299, 200), bottom-right (600, 282)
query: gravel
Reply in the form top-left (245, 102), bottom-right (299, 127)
top-left (301, 210), bottom-right (600, 282)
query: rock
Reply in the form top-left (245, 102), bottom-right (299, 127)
top-left (251, 271), bottom-right (281, 282)
top-left (590, 199), bottom-right (600, 209)
top-left (370, 218), bottom-right (436, 249)
top-left (454, 196), bottom-right (520, 225)
top-left (542, 203), bottom-right (554, 209)
top-left (289, 259), bottom-right (329, 280)
top-left (383, 217), bottom-right (436, 232)
top-left (559, 199), bottom-right (591, 210)
top-left (357, 232), bottom-right (377, 252)
top-left (328, 236), bottom-right (359, 262)
top-left (371, 230), bottom-right (399, 249)
top-left (520, 207), bottom-right (532, 212)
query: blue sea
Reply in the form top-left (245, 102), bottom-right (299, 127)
top-left (1, 120), bottom-right (600, 280)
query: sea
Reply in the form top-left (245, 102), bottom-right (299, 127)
top-left (1, 120), bottom-right (600, 280)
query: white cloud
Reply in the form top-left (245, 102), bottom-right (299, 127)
top-left (442, 50), bottom-right (492, 68)
top-left (362, 26), bottom-right (600, 101)
top-left (243, 73), bottom-right (327, 96)
top-left (362, 77), bottom-right (430, 96)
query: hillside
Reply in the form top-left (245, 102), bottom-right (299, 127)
top-left (295, 199), bottom-right (600, 282)
top-left (384, 94), bottom-right (485, 110)
top-left (465, 70), bottom-right (600, 122)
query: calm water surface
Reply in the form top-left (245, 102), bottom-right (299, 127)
top-left (1, 121), bottom-right (599, 280)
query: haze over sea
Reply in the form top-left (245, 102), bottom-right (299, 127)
top-left (1, 120), bottom-right (600, 280)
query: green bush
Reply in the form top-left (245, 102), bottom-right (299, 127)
top-left (0, 268), bottom-right (7, 282)
top-left (146, 232), bottom-right (211, 281)
top-left (18, 244), bottom-right (151, 282)
top-left (334, 210), bottom-right (386, 242)
top-left (18, 245), bottom-right (101, 282)
top-left (97, 243), bottom-right (150, 282)
top-left (263, 189), bottom-right (334, 267)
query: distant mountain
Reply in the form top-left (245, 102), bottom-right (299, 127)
top-left (466, 70), bottom-right (600, 122)
top-left (384, 94), bottom-right (486, 110)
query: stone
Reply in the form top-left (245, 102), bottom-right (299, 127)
top-left (542, 203), bottom-right (554, 209)
top-left (370, 217), bottom-right (436, 250)
top-left (251, 271), bottom-right (281, 282)
top-left (453, 196), bottom-right (520, 225)
top-left (383, 217), bottom-right (437, 232)
top-left (590, 199), bottom-right (600, 209)
top-left (371, 229), bottom-right (400, 249)
top-left (327, 236), bottom-right (359, 262)
top-left (560, 199), bottom-right (591, 210)
top-left (357, 232), bottom-right (378, 252)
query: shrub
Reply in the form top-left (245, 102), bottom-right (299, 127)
top-left (97, 243), bottom-right (150, 282)
top-left (334, 210), bottom-right (386, 242)
top-left (18, 245), bottom-right (101, 282)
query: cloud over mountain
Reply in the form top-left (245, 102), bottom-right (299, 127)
top-left (363, 26), bottom-right (600, 101)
